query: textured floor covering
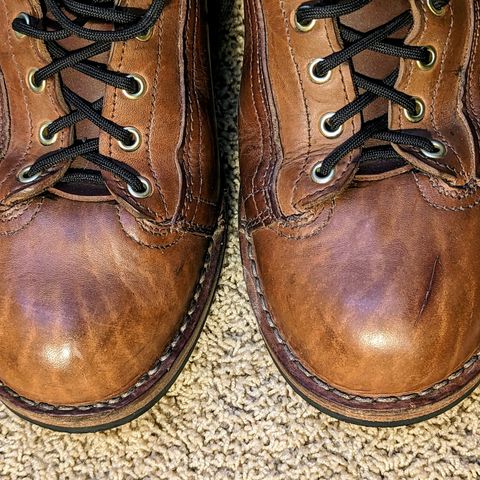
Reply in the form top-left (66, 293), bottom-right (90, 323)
top-left (1, 2), bottom-right (480, 479)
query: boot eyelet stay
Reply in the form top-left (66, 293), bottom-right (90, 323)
top-left (311, 162), bottom-right (336, 184)
top-left (127, 176), bottom-right (153, 199)
top-left (291, 9), bottom-right (316, 32)
top-left (17, 165), bottom-right (42, 184)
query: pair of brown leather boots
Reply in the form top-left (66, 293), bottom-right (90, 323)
top-left (0, 0), bottom-right (478, 432)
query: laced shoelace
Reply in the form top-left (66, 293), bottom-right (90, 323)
top-left (11, 0), bottom-right (168, 196)
top-left (295, 0), bottom-right (450, 182)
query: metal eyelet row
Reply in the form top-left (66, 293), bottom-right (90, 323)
top-left (403, 11), bottom-right (445, 155)
top-left (17, 162), bottom-right (153, 198)
top-left (38, 122), bottom-right (58, 146)
top-left (136, 27), bottom-right (154, 42)
top-left (290, 9), bottom-right (316, 32)
top-left (14, 12), bottom-right (30, 39)
top-left (291, 9), bottom-right (338, 183)
top-left (308, 58), bottom-right (331, 85)
top-left (291, 5), bottom-right (449, 183)
top-left (122, 74), bottom-right (146, 100)
top-left (417, 46), bottom-right (437, 71)
top-left (404, 97), bottom-right (425, 123)
top-left (14, 14), bottom-right (151, 197)
top-left (406, 10), bottom-right (445, 153)
top-left (118, 127), bottom-right (142, 152)
top-left (27, 68), bottom-right (46, 93)
top-left (127, 176), bottom-right (153, 198)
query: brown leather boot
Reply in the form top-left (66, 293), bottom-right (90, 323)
top-left (0, 0), bottom-right (225, 432)
top-left (239, 0), bottom-right (480, 426)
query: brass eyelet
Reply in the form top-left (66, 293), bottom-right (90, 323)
top-left (427, 0), bottom-right (447, 16)
top-left (127, 176), bottom-right (153, 199)
top-left (14, 13), bottom-right (30, 39)
top-left (403, 98), bottom-right (425, 123)
top-left (17, 165), bottom-right (42, 184)
top-left (136, 27), bottom-right (153, 42)
top-left (118, 127), bottom-right (142, 152)
top-left (291, 9), bottom-right (316, 32)
top-left (421, 139), bottom-right (447, 159)
top-left (308, 58), bottom-right (332, 85)
top-left (27, 69), bottom-right (46, 93)
top-left (38, 122), bottom-right (58, 146)
top-left (311, 162), bottom-right (336, 185)
top-left (416, 46), bottom-right (437, 71)
top-left (122, 74), bottom-right (146, 100)
top-left (319, 112), bottom-right (343, 139)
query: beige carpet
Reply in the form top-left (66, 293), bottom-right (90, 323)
top-left (1, 2), bottom-right (480, 479)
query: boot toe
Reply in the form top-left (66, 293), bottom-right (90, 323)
top-left (0, 198), bottom-right (212, 407)
top-left (249, 174), bottom-right (480, 400)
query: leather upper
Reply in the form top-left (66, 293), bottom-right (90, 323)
top-left (0, 0), bottom-right (221, 406)
top-left (0, 197), bottom-right (212, 405)
top-left (240, 0), bottom-right (480, 396)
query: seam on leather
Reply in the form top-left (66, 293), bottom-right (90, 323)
top-left (266, 199), bottom-right (336, 240)
top-left (107, 38), bottom-right (158, 216)
top-left (145, 11), bottom-right (169, 217)
top-left (397, 2), bottom-right (464, 179)
top-left (181, 1), bottom-right (206, 226)
top-left (245, 0), bottom-right (265, 222)
top-left (248, 0), bottom-right (274, 224)
top-left (467, 0), bottom-right (480, 121)
top-left (429, 176), bottom-right (480, 199)
top-left (116, 205), bottom-right (185, 249)
top-left (0, 213), bottom-right (225, 413)
top-left (0, 198), bottom-right (43, 236)
top-left (278, 0), bottom-right (312, 210)
top-left (0, 0), bottom-right (34, 191)
top-left (245, 233), bottom-right (480, 403)
top-left (428, 0), bottom-right (468, 179)
top-left (0, 67), bottom-right (9, 159)
top-left (415, 173), bottom-right (480, 211)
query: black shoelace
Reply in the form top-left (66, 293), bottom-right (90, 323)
top-left (296, 0), bottom-right (450, 179)
top-left (12, 0), bottom-right (168, 194)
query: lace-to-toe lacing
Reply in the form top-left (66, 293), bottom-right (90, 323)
top-left (293, 0), bottom-right (450, 183)
top-left (12, 0), bottom-right (168, 197)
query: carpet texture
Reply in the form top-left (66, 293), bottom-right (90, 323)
top-left (1, 2), bottom-right (480, 479)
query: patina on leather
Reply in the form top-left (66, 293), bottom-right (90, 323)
top-left (0, 0), bottom-right (223, 429)
top-left (239, 0), bottom-right (480, 424)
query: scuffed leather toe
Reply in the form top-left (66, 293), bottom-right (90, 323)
top-left (249, 174), bottom-right (480, 397)
top-left (0, 197), bottom-right (211, 406)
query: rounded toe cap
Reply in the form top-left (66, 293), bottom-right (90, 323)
top-left (250, 177), bottom-right (480, 398)
top-left (0, 199), bottom-right (212, 406)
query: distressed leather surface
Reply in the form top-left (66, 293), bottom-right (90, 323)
top-left (0, 0), bottom-right (221, 406)
top-left (240, 0), bottom-right (480, 397)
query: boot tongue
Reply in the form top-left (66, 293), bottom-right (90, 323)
top-left (341, 0), bottom-right (411, 122)
top-left (336, 1), bottom-right (412, 176)
top-left (56, 18), bottom-right (114, 142)
top-left (40, 1), bottom-right (117, 172)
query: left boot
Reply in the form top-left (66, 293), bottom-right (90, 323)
top-left (0, 0), bottom-right (225, 432)
top-left (239, 0), bottom-right (480, 426)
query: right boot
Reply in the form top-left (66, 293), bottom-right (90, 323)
top-left (239, 0), bottom-right (480, 426)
